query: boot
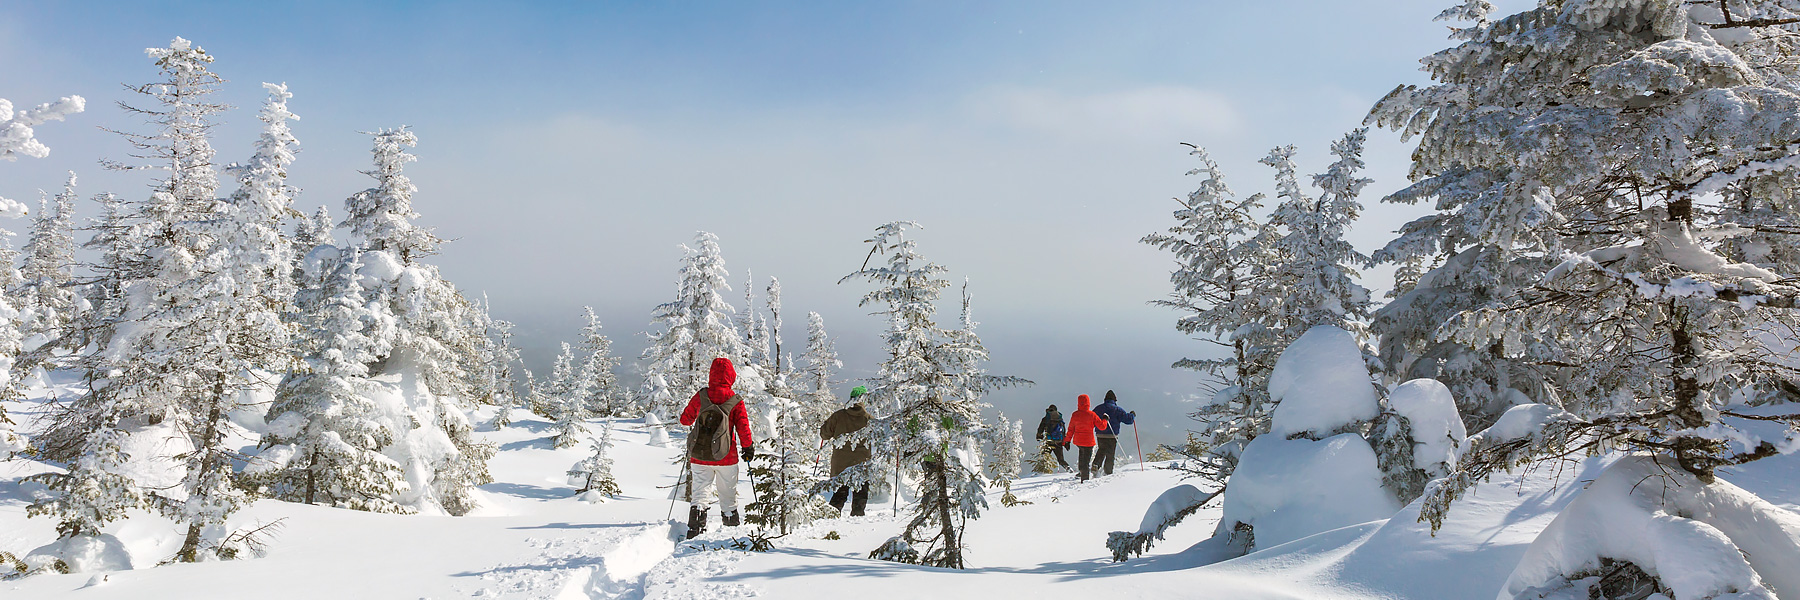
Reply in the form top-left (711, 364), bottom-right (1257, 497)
top-left (721, 510), bottom-right (740, 527)
top-left (849, 487), bottom-right (869, 517)
top-left (685, 505), bottom-right (708, 540)
top-left (829, 486), bottom-right (850, 512)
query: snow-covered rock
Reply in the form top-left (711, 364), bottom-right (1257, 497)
top-left (1268, 325), bottom-right (1378, 438)
top-left (1221, 432), bottom-right (1400, 550)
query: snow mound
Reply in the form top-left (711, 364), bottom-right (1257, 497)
top-left (24, 533), bottom-right (133, 574)
top-left (1386, 378), bottom-right (1465, 474)
top-left (1221, 432), bottom-right (1399, 550)
top-left (1268, 325), bottom-right (1377, 438)
top-left (1502, 455), bottom-right (1800, 600)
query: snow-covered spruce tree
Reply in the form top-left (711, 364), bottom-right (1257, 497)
top-left (763, 277), bottom-right (794, 398)
top-left (1368, 3), bottom-right (1800, 596)
top-left (484, 313), bottom-right (524, 429)
top-left (575, 306), bottom-right (625, 417)
top-left (793, 311), bottom-right (841, 452)
top-left (740, 271), bottom-right (772, 372)
top-left (640, 231), bottom-right (765, 420)
top-left (157, 77), bottom-right (306, 563)
top-left (543, 342), bottom-right (592, 449)
top-left (255, 251), bottom-right (408, 513)
top-left (1140, 146), bottom-right (1280, 478)
top-left (456, 294), bottom-right (502, 409)
top-left (986, 413), bottom-right (1026, 506)
top-left (1264, 130), bottom-right (1374, 336)
top-left (567, 420), bottom-right (620, 501)
top-left (341, 127), bottom-right (493, 515)
top-left (18, 171), bottom-right (79, 347)
top-left (745, 403), bottom-right (828, 535)
top-left (837, 222), bottom-right (1029, 569)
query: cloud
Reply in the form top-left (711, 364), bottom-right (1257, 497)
top-left (969, 85), bottom-right (1242, 141)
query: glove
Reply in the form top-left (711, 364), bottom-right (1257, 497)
top-left (741, 445), bottom-right (755, 462)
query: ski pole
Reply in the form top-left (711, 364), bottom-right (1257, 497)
top-left (1133, 421), bottom-right (1144, 472)
top-left (667, 460), bottom-right (690, 521)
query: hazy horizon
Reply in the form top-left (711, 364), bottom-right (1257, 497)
top-left (1, 0), bottom-right (1533, 451)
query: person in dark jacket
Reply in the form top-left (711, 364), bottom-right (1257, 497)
top-left (1091, 390), bottom-right (1136, 476)
top-left (1066, 394), bottom-right (1109, 482)
top-left (678, 358), bottom-right (755, 538)
top-left (819, 386), bottom-right (872, 516)
top-left (1033, 404), bottom-right (1069, 470)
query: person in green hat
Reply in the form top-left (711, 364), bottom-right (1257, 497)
top-left (819, 386), bottom-right (872, 515)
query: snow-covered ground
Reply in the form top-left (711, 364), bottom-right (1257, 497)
top-left (5, 382), bottom-right (1799, 599)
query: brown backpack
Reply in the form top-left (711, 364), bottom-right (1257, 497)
top-left (688, 395), bottom-right (741, 462)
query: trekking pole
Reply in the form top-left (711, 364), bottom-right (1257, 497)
top-left (1133, 422), bottom-right (1145, 472)
top-left (667, 460), bottom-right (691, 521)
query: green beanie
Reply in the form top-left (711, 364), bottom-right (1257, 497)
top-left (849, 385), bottom-right (868, 399)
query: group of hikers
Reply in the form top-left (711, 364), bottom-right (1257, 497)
top-left (673, 356), bottom-right (1136, 538)
top-left (1034, 390), bottom-right (1136, 482)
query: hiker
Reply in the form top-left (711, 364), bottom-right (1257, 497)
top-left (1091, 390), bottom-right (1137, 476)
top-left (1034, 404), bottom-right (1070, 470)
top-left (678, 357), bottom-right (754, 539)
top-left (1066, 394), bottom-right (1109, 482)
top-left (819, 386), bottom-right (872, 516)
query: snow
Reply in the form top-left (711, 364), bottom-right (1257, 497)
top-left (4, 378), bottom-right (1799, 599)
top-left (1220, 432), bottom-right (1399, 550)
top-left (1502, 455), bottom-right (1800, 600)
top-left (1482, 403), bottom-right (1576, 444)
top-left (1267, 325), bottom-right (1378, 438)
top-left (1386, 378), bottom-right (1465, 473)
top-left (1138, 484), bottom-right (1213, 533)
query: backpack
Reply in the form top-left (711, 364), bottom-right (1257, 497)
top-left (688, 395), bottom-right (741, 462)
top-left (1050, 421), bottom-right (1065, 441)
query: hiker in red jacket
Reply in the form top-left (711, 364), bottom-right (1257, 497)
top-left (679, 357), bottom-right (754, 539)
top-left (1066, 394), bottom-right (1109, 482)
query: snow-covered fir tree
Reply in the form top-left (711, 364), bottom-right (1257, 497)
top-left (837, 222), bottom-right (1028, 569)
top-left (640, 231), bottom-right (764, 420)
top-left (256, 251), bottom-right (408, 513)
top-left (484, 313), bottom-right (524, 429)
top-left (1140, 146), bottom-right (1279, 473)
top-left (542, 342), bottom-right (592, 449)
top-left (17, 171), bottom-right (79, 347)
top-left (340, 127), bottom-right (493, 516)
top-left (567, 420), bottom-right (620, 501)
top-left (1368, 3), bottom-right (1800, 594)
top-left (986, 413), bottom-right (1026, 507)
top-left (793, 311), bottom-right (841, 452)
top-left (1263, 130), bottom-right (1373, 336)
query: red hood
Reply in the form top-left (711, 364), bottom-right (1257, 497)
top-left (707, 357), bottom-right (737, 403)
top-left (1076, 394), bottom-right (1091, 411)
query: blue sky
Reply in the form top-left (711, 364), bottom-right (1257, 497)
top-left (2, 0), bottom-right (1530, 449)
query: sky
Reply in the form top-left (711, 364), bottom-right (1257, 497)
top-left (1, 0), bottom-right (1532, 451)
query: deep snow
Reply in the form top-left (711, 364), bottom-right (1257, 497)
top-left (5, 384), bottom-right (1800, 600)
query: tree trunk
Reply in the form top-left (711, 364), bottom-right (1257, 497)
top-left (176, 381), bottom-right (227, 563)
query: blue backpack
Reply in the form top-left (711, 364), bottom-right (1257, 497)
top-left (1049, 421), bottom-right (1065, 441)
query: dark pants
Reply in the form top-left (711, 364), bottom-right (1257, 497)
top-left (1076, 444), bottom-right (1095, 481)
top-left (1093, 436), bottom-right (1118, 476)
top-left (830, 484), bottom-right (869, 516)
top-left (1042, 440), bottom-right (1068, 468)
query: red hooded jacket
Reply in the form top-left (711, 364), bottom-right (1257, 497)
top-left (679, 357), bottom-right (754, 466)
top-left (1065, 394), bottom-right (1109, 448)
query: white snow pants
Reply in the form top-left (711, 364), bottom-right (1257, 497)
top-left (686, 462), bottom-right (740, 515)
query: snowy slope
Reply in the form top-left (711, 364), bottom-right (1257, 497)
top-left (6, 384), bottom-right (1800, 600)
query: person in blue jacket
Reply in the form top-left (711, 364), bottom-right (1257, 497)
top-left (1091, 390), bottom-right (1136, 476)
top-left (1033, 404), bottom-right (1069, 471)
